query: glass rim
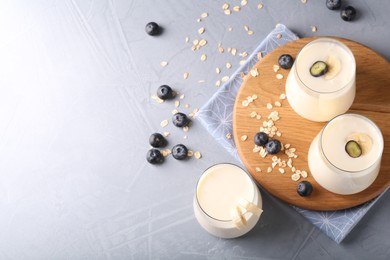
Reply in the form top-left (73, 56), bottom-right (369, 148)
top-left (194, 162), bottom-right (256, 222)
top-left (295, 37), bottom-right (356, 94)
top-left (319, 113), bottom-right (384, 174)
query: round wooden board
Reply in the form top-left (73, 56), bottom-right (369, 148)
top-left (233, 37), bottom-right (390, 211)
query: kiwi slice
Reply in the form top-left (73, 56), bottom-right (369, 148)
top-left (345, 140), bottom-right (362, 158)
top-left (310, 61), bottom-right (328, 77)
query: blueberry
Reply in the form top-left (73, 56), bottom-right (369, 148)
top-left (149, 133), bottom-right (167, 148)
top-left (172, 144), bottom-right (188, 160)
top-left (278, 54), bottom-right (294, 70)
top-left (326, 0), bottom-right (341, 10)
top-left (341, 6), bottom-right (357, 21)
top-left (146, 148), bottom-right (164, 164)
top-left (157, 85), bottom-right (174, 100)
top-left (265, 139), bottom-right (281, 154)
top-left (254, 132), bottom-right (269, 146)
top-left (345, 140), bottom-right (362, 158)
top-left (310, 61), bottom-right (328, 77)
top-left (297, 181), bottom-right (313, 196)
top-left (172, 112), bottom-right (190, 127)
top-left (145, 22), bottom-right (161, 36)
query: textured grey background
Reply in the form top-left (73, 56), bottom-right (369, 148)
top-left (0, 0), bottom-right (389, 259)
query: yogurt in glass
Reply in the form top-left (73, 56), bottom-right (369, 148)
top-left (193, 163), bottom-right (263, 238)
top-left (308, 113), bottom-right (384, 195)
top-left (286, 38), bottom-right (356, 122)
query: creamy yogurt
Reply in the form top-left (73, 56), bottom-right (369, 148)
top-left (286, 38), bottom-right (356, 122)
top-left (308, 114), bottom-right (384, 195)
top-left (193, 163), bottom-right (262, 238)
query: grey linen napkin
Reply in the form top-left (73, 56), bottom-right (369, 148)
top-left (196, 24), bottom-right (387, 243)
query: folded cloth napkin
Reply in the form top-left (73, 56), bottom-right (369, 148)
top-left (196, 24), bottom-right (387, 243)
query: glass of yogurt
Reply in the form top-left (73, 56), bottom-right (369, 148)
top-left (308, 113), bottom-right (384, 195)
top-left (193, 163), bottom-right (263, 238)
top-left (286, 38), bottom-right (356, 122)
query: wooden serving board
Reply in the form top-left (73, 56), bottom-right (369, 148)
top-left (233, 37), bottom-right (390, 211)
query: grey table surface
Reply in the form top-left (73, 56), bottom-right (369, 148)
top-left (0, 0), bottom-right (389, 259)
